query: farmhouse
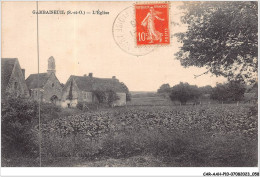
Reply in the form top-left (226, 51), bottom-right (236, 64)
top-left (1, 58), bottom-right (29, 99)
top-left (61, 73), bottom-right (127, 108)
top-left (25, 56), bottom-right (63, 104)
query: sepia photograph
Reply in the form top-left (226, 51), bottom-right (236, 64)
top-left (1, 0), bottom-right (258, 172)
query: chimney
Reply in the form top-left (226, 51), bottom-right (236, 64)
top-left (89, 73), bottom-right (93, 78)
top-left (21, 69), bottom-right (25, 79)
top-left (112, 76), bottom-right (116, 79)
top-left (84, 74), bottom-right (87, 77)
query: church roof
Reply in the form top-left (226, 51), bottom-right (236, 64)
top-left (71, 75), bottom-right (127, 93)
top-left (1, 58), bottom-right (17, 92)
top-left (25, 73), bottom-right (49, 89)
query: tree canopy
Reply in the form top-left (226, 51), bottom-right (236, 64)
top-left (157, 83), bottom-right (171, 94)
top-left (120, 82), bottom-right (131, 102)
top-left (175, 2), bottom-right (257, 84)
top-left (211, 81), bottom-right (246, 102)
top-left (169, 82), bottom-right (200, 105)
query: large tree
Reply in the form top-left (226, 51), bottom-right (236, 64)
top-left (169, 82), bottom-right (200, 105)
top-left (211, 81), bottom-right (246, 102)
top-left (157, 83), bottom-right (171, 94)
top-left (175, 2), bottom-right (257, 84)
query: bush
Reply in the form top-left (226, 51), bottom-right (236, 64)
top-left (157, 83), bottom-right (171, 94)
top-left (107, 90), bottom-right (120, 107)
top-left (93, 90), bottom-right (107, 103)
top-left (211, 81), bottom-right (246, 103)
top-left (93, 90), bottom-right (120, 107)
top-left (1, 97), bottom-right (63, 159)
top-left (1, 96), bottom-right (39, 158)
top-left (76, 102), bottom-right (84, 111)
top-left (76, 102), bottom-right (101, 111)
top-left (170, 82), bottom-right (201, 105)
top-left (40, 102), bottom-right (61, 123)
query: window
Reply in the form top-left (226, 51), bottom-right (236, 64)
top-left (52, 83), bottom-right (54, 87)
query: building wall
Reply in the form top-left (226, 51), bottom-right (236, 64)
top-left (5, 61), bottom-right (29, 97)
top-left (60, 77), bottom-right (127, 108)
top-left (60, 99), bottom-right (78, 108)
top-left (42, 73), bottom-right (63, 103)
top-left (30, 88), bottom-right (43, 101)
top-left (61, 78), bottom-right (81, 107)
top-left (81, 91), bottom-right (94, 103)
top-left (61, 79), bottom-right (98, 107)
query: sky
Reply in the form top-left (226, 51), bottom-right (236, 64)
top-left (2, 1), bottom-right (226, 91)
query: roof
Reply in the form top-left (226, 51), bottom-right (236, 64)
top-left (26, 73), bottom-right (49, 89)
top-left (71, 75), bottom-right (127, 93)
top-left (1, 58), bottom-right (17, 92)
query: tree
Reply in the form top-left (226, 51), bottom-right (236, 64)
top-left (157, 83), bottom-right (171, 94)
top-left (93, 90), bottom-right (120, 107)
top-left (120, 82), bottom-right (131, 102)
top-left (169, 82), bottom-right (201, 105)
top-left (199, 85), bottom-right (213, 95)
top-left (67, 81), bottom-right (73, 100)
top-left (211, 81), bottom-right (246, 102)
top-left (107, 90), bottom-right (120, 107)
top-left (93, 90), bottom-right (107, 104)
top-left (175, 2), bottom-right (257, 84)
top-left (1, 96), bottom-right (38, 157)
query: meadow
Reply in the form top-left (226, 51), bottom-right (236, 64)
top-left (2, 95), bottom-right (258, 167)
top-left (42, 105), bottom-right (257, 166)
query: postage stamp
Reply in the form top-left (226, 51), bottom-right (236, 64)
top-left (112, 6), bottom-right (155, 56)
top-left (135, 3), bottom-right (170, 45)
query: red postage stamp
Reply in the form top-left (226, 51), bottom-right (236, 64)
top-left (135, 3), bottom-right (170, 46)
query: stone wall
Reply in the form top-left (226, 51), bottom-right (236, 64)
top-left (61, 78), bottom-right (81, 107)
top-left (81, 91), bottom-right (94, 103)
top-left (60, 77), bottom-right (127, 108)
top-left (42, 73), bottom-right (63, 103)
top-left (60, 99), bottom-right (78, 108)
top-left (5, 61), bottom-right (29, 97)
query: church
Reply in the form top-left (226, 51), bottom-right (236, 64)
top-left (26, 56), bottom-right (63, 104)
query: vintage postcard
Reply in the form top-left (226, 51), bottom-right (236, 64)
top-left (1, 1), bottom-right (258, 176)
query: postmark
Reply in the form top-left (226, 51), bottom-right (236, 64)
top-left (135, 3), bottom-right (170, 45)
top-left (112, 6), bottom-right (155, 56)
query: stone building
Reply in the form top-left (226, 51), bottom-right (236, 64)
top-left (61, 73), bottom-right (127, 108)
top-left (1, 58), bottom-right (29, 99)
top-left (25, 56), bottom-right (63, 104)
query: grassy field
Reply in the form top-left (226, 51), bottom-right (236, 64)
top-left (2, 94), bottom-right (258, 167)
top-left (128, 96), bottom-right (174, 106)
top-left (128, 92), bottom-right (216, 106)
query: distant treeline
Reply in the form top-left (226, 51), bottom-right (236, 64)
top-left (157, 81), bottom-right (257, 105)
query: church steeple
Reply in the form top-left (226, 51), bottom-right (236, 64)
top-left (47, 56), bottom-right (56, 75)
